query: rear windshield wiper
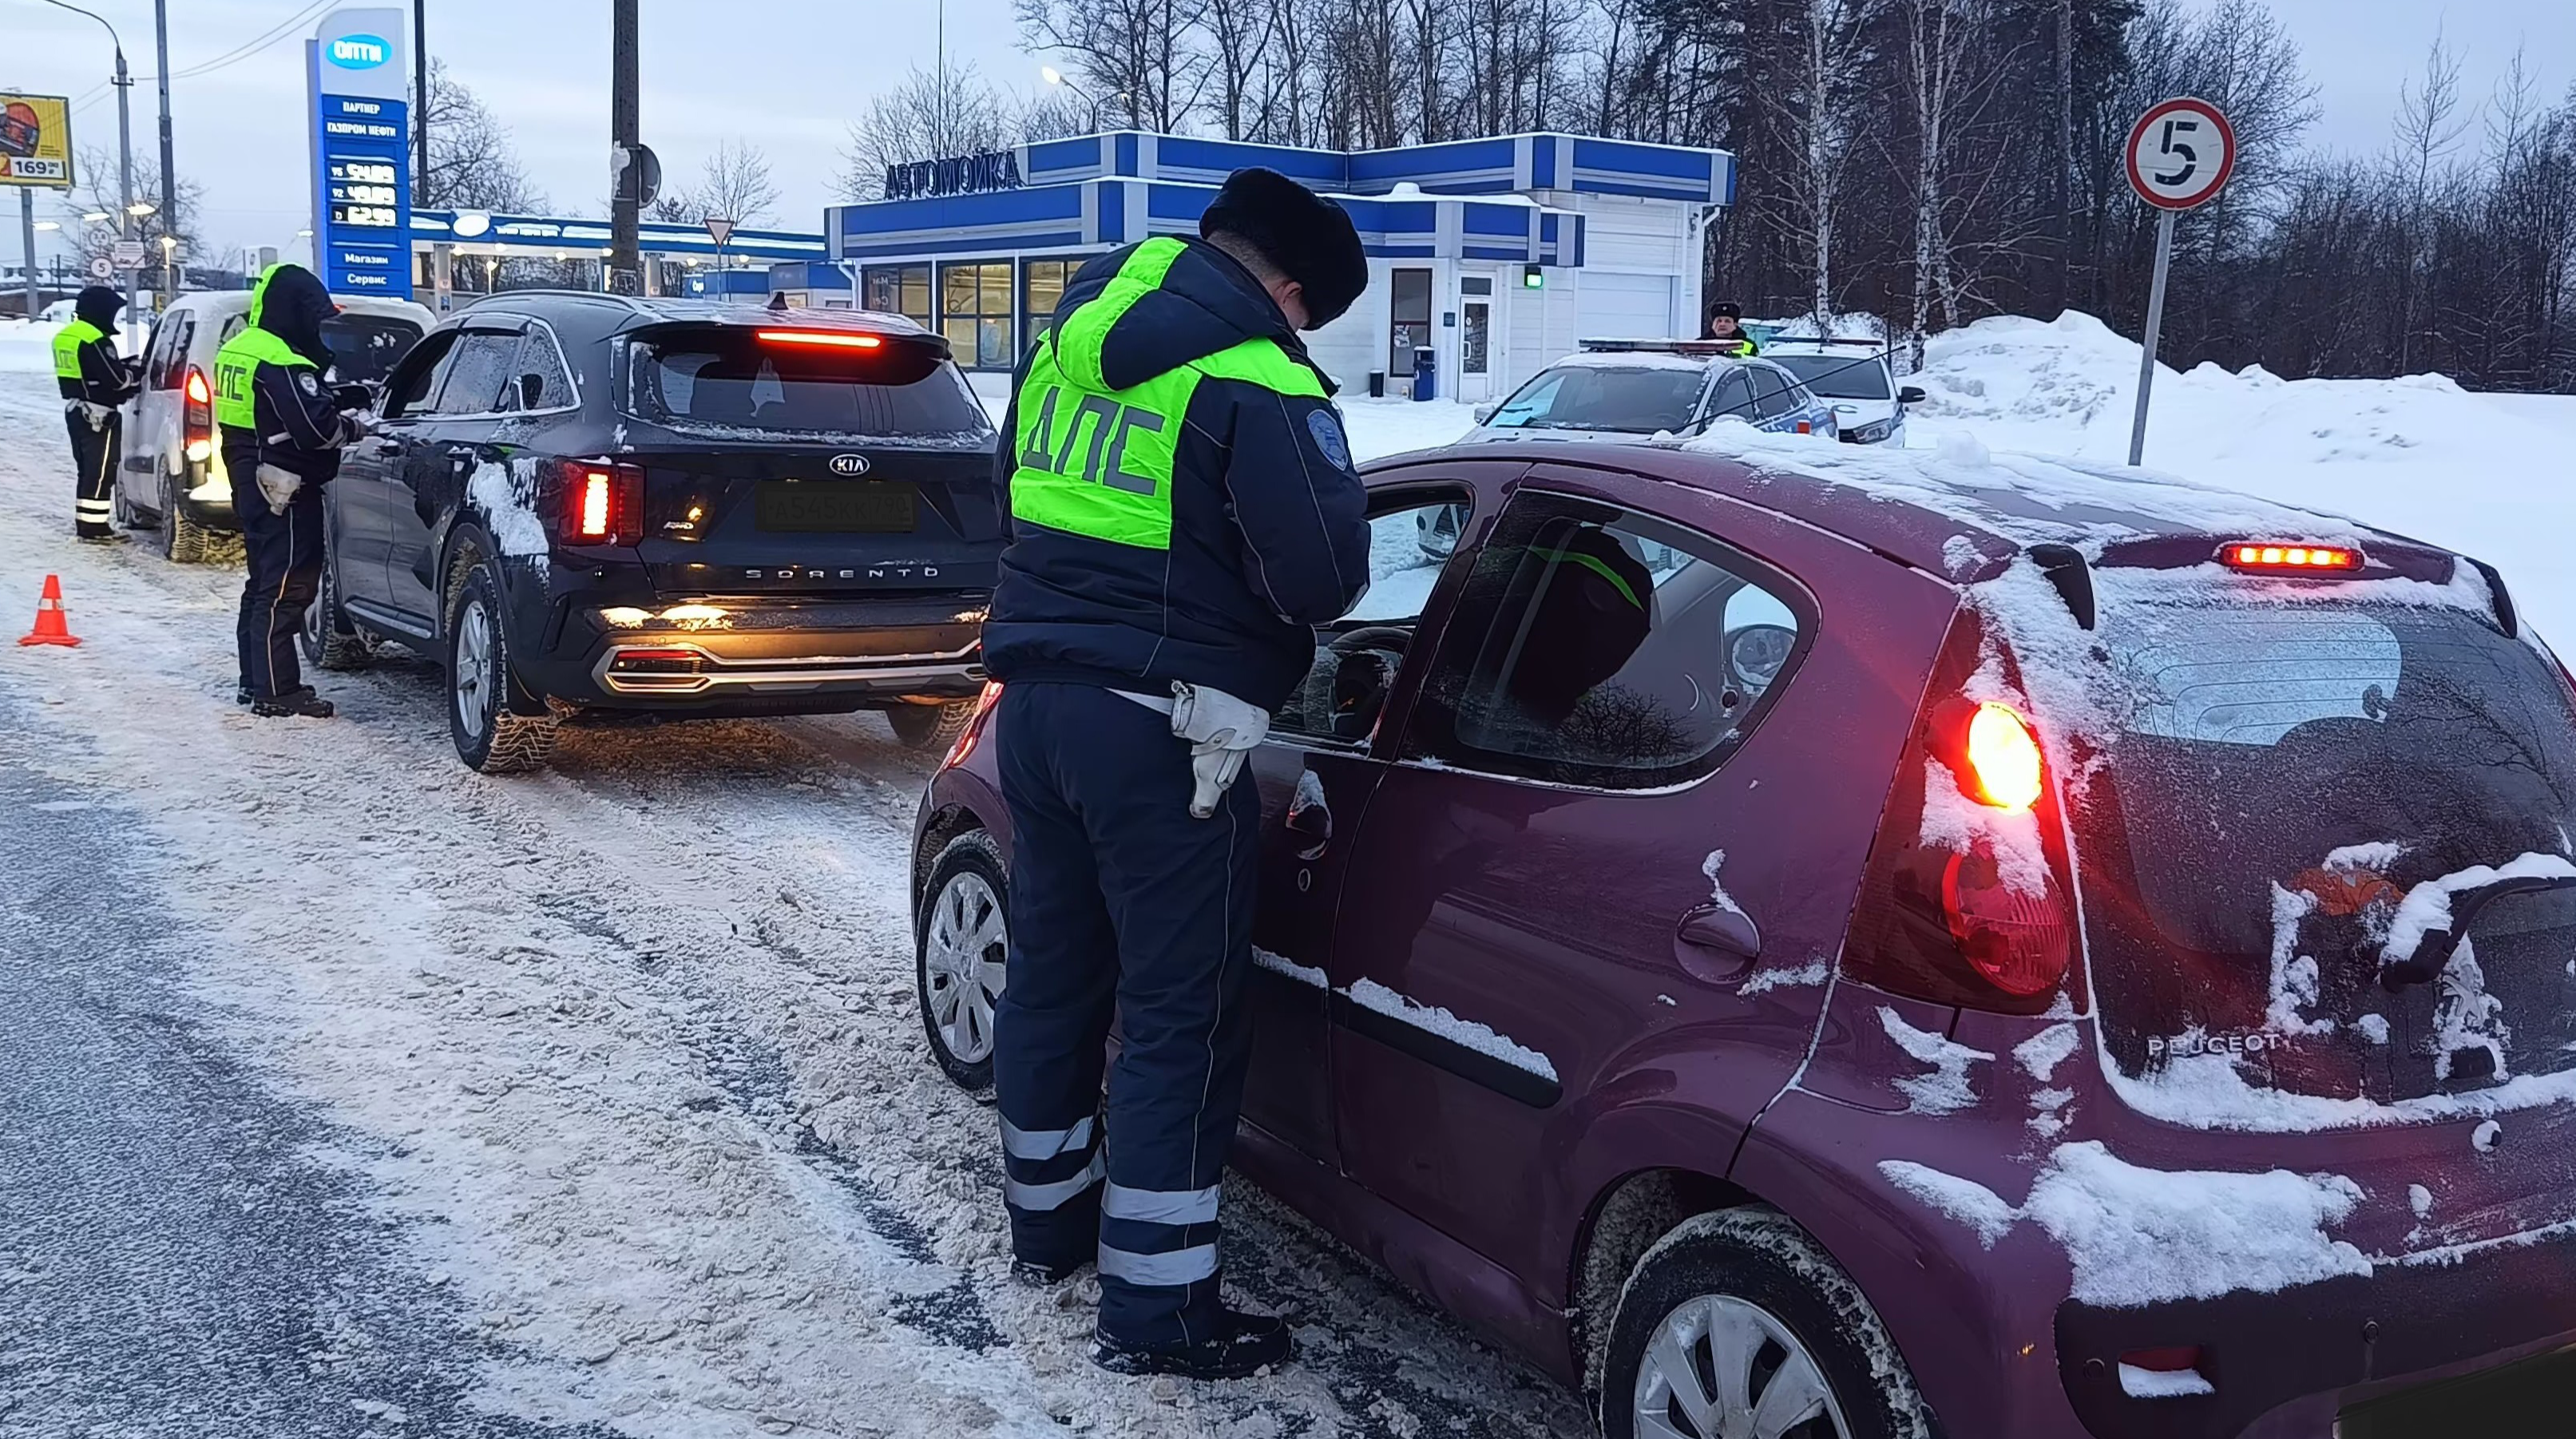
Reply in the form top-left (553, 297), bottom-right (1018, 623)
top-left (2381, 872), bottom-right (2576, 989)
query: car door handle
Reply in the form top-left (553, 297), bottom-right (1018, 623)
top-left (1676, 902), bottom-right (1761, 961)
top-left (1285, 792), bottom-right (1330, 860)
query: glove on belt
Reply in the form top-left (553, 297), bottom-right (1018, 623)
top-left (256, 463), bottom-right (303, 517)
top-left (65, 400), bottom-right (113, 430)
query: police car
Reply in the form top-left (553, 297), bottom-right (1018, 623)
top-left (1760, 336), bottom-right (1925, 447)
top-left (1419, 339), bottom-right (1837, 555)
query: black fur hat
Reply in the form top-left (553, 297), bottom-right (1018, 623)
top-left (1199, 168), bottom-right (1369, 329)
top-left (73, 285), bottom-right (123, 331)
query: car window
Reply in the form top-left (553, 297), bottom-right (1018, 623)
top-left (1401, 490), bottom-right (1810, 790)
top-left (382, 330), bottom-right (462, 418)
top-left (628, 326), bottom-right (990, 440)
top-left (501, 323), bottom-right (576, 411)
top-left (1487, 364), bottom-right (1705, 434)
top-left (430, 330), bottom-right (526, 417)
top-left (1748, 364), bottom-right (1796, 418)
top-left (1706, 369), bottom-right (1756, 422)
top-left (1769, 351), bottom-right (1892, 400)
top-left (216, 314), bottom-right (248, 347)
top-left (146, 312), bottom-right (196, 389)
top-left (1272, 487), bottom-right (1472, 746)
top-left (319, 313), bottom-right (424, 386)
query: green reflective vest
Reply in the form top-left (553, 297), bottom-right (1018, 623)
top-left (212, 326), bottom-right (314, 430)
top-left (1009, 237), bottom-right (1326, 551)
top-left (51, 318), bottom-right (104, 380)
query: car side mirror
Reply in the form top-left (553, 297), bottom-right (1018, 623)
top-left (516, 373), bottom-right (544, 411)
top-left (1898, 385), bottom-right (1927, 405)
top-left (1473, 402), bottom-right (1499, 424)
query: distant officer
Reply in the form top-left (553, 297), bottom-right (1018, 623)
top-left (53, 285), bottom-right (141, 543)
top-left (212, 264), bottom-right (369, 719)
top-left (984, 168), bottom-right (1372, 1379)
top-left (1702, 300), bottom-right (1759, 355)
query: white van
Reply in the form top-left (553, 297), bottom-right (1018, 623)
top-left (119, 289), bottom-right (434, 561)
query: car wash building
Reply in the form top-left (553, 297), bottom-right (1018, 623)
top-left (823, 132), bottom-right (1735, 402)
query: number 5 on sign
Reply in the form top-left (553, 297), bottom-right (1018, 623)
top-left (2123, 97), bottom-right (2235, 465)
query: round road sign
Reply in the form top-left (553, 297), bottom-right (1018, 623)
top-left (88, 256), bottom-right (113, 279)
top-left (2126, 97), bottom-right (2235, 210)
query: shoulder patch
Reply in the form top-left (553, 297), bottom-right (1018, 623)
top-left (1305, 408), bottom-right (1353, 471)
top-left (296, 371), bottom-right (322, 396)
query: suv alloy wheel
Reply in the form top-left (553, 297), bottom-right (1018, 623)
top-left (442, 549), bottom-right (560, 774)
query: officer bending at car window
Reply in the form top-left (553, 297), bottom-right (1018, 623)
top-left (983, 167), bottom-right (1373, 1381)
top-left (212, 264), bottom-right (372, 719)
top-left (1701, 300), bottom-right (1759, 356)
top-left (53, 285), bottom-right (141, 543)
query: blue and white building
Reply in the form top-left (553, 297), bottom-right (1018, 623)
top-left (826, 130), bottom-right (1737, 401)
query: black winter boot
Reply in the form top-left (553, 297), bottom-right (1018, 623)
top-left (250, 687), bottom-right (335, 719)
top-left (1092, 1309), bottom-right (1292, 1379)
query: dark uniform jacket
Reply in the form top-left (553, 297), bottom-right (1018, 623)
top-left (216, 266), bottom-right (353, 486)
top-left (984, 239), bottom-right (1373, 712)
top-left (54, 291), bottom-right (139, 408)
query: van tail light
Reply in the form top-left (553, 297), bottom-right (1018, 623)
top-left (941, 680), bottom-right (1004, 771)
top-left (1844, 611), bottom-right (2080, 1013)
top-left (555, 460), bottom-right (646, 546)
top-left (182, 366), bottom-right (212, 463)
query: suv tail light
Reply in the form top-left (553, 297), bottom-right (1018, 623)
top-left (1844, 611), bottom-right (2080, 1013)
top-left (941, 680), bottom-right (1004, 771)
top-left (182, 366), bottom-right (212, 464)
top-left (555, 459), bottom-right (646, 546)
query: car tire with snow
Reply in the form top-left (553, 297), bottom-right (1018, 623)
top-left (300, 511), bottom-right (372, 672)
top-left (1603, 1207), bottom-right (1932, 1439)
top-left (161, 464), bottom-right (224, 565)
top-left (917, 832), bottom-right (1008, 1090)
top-left (886, 699), bottom-right (977, 752)
top-left (443, 549), bottom-right (559, 775)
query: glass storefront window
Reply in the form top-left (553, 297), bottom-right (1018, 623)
top-left (941, 260), bottom-right (1016, 369)
top-left (862, 264), bottom-right (930, 327)
top-left (1022, 258), bottom-right (1079, 351)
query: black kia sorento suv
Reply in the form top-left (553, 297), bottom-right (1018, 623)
top-left (303, 294), bottom-right (1002, 772)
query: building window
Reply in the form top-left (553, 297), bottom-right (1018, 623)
top-left (862, 264), bottom-right (930, 327)
top-left (941, 260), bottom-right (1015, 369)
top-left (1389, 267), bottom-right (1433, 377)
top-left (1022, 258), bottom-right (1079, 352)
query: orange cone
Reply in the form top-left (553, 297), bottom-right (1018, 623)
top-left (18, 574), bottom-right (81, 648)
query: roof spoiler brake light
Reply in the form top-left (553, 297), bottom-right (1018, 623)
top-left (2221, 542), bottom-right (2364, 573)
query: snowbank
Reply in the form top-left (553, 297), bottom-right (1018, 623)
top-left (0, 319), bottom-right (66, 375)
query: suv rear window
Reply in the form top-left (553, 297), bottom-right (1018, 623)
top-left (626, 327), bottom-right (991, 443)
top-left (323, 313), bottom-right (424, 385)
top-left (1489, 364), bottom-right (1706, 434)
top-left (2081, 592), bottom-right (2576, 1118)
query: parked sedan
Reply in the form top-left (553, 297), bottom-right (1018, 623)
top-left (1762, 337), bottom-right (1926, 446)
top-left (914, 437), bottom-right (2576, 1436)
top-left (307, 295), bottom-right (1002, 771)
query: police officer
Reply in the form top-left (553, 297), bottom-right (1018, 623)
top-left (213, 264), bottom-right (368, 719)
top-left (53, 285), bottom-right (141, 542)
top-left (984, 168), bottom-right (1372, 1379)
top-left (1701, 299), bottom-right (1759, 355)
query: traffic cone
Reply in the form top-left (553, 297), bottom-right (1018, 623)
top-left (17, 574), bottom-right (81, 648)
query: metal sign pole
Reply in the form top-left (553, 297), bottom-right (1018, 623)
top-left (2127, 206), bottom-right (2176, 467)
top-left (18, 187), bottom-right (37, 321)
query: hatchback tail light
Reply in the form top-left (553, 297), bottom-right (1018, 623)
top-left (182, 366), bottom-right (212, 464)
top-left (555, 459), bottom-right (646, 546)
top-left (1844, 612), bottom-right (2081, 1013)
top-left (941, 680), bottom-right (1004, 771)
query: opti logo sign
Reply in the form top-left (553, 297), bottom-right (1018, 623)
top-left (328, 34), bottom-right (391, 69)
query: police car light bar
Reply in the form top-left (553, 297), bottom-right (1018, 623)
top-left (1578, 339), bottom-right (1738, 355)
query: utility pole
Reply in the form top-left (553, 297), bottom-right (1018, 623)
top-left (155, 0), bottom-right (176, 301)
top-left (18, 188), bottom-right (37, 323)
top-left (414, 0), bottom-right (430, 200)
top-left (607, 0), bottom-right (640, 295)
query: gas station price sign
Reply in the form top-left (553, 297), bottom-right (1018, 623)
top-left (304, 8), bottom-right (414, 298)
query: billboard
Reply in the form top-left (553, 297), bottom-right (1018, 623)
top-left (304, 8), bottom-right (413, 298)
top-left (0, 93), bottom-right (74, 188)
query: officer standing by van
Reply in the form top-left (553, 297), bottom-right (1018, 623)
top-left (212, 264), bottom-right (369, 719)
top-left (53, 285), bottom-right (141, 543)
top-left (983, 168), bottom-right (1373, 1380)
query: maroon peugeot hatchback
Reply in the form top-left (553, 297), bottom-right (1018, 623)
top-left (912, 432), bottom-right (2576, 1437)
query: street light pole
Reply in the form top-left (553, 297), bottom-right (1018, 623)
top-left (18, 189), bottom-right (36, 323)
top-left (155, 0), bottom-right (176, 303)
top-left (1040, 65), bottom-right (1104, 133)
top-left (414, 0), bottom-right (430, 199)
top-left (42, 1), bottom-right (138, 346)
top-left (606, 0), bottom-right (640, 295)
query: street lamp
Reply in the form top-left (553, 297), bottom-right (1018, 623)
top-left (42, 0), bottom-right (141, 343)
top-left (1040, 65), bottom-right (1104, 133)
top-left (81, 211), bottom-right (111, 224)
top-left (126, 201), bottom-right (156, 217)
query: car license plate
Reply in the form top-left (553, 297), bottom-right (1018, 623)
top-left (756, 481), bottom-right (917, 533)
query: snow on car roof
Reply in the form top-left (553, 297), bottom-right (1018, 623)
top-left (1545, 348), bottom-right (1722, 373)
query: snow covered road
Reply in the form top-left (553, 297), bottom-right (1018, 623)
top-left (0, 369), bottom-right (1589, 1439)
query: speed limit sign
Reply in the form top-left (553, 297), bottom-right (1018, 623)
top-left (2126, 97), bottom-right (2236, 210)
top-left (2123, 96), bottom-right (2235, 466)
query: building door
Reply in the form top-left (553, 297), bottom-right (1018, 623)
top-left (1389, 268), bottom-right (1433, 389)
top-left (1459, 299), bottom-right (1492, 402)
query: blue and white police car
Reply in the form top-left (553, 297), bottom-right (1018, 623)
top-left (1760, 336), bottom-right (1925, 447)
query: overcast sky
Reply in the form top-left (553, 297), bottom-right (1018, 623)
top-left (8, 0), bottom-right (2573, 259)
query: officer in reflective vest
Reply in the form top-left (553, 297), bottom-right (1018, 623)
top-left (982, 168), bottom-right (1373, 1380)
top-left (212, 264), bottom-right (369, 718)
top-left (53, 285), bottom-right (141, 542)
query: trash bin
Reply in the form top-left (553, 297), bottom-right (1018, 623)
top-left (1367, 371), bottom-right (1385, 398)
top-left (1411, 346), bottom-right (1436, 402)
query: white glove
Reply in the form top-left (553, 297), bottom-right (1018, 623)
top-left (256, 463), bottom-right (304, 517)
top-left (342, 409), bottom-right (382, 442)
top-left (1167, 680), bottom-right (1270, 819)
top-left (66, 399), bottom-right (113, 430)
